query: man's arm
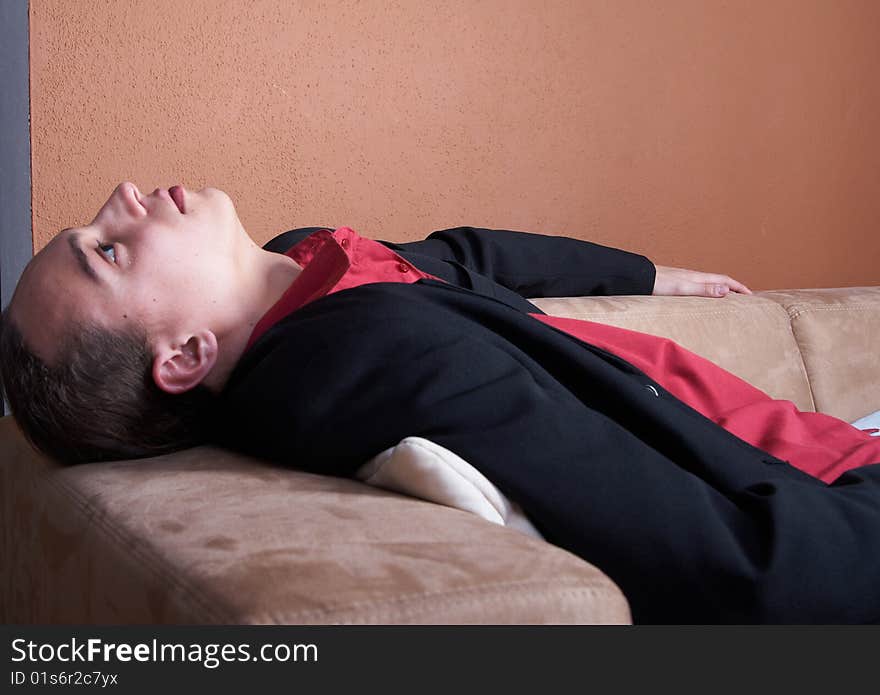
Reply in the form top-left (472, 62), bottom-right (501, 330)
top-left (264, 225), bottom-right (655, 297)
top-left (264, 226), bottom-right (752, 298)
top-left (383, 226), bottom-right (657, 297)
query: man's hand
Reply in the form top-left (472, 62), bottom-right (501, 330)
top-left (652, 264), bottom-right (753, 298)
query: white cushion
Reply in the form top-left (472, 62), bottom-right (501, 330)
top-left (354, 437), bottom-right (544, 539)
top-left (852, 409), bottom-right (880, 435)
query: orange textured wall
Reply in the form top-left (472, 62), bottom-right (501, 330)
top-left (29, 0), bottom-right (880, 290)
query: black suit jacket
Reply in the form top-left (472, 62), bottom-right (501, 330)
top-left (262, 225), bottom-right (658, 313)
top-left (216, 226), bottom-right (880, 624)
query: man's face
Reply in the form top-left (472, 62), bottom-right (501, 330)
top-left (10, 182), bottom-right (247, 364)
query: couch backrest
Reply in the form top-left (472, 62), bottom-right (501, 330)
top-left (759, 287), bottom-right (880, 422)
top-left (530, 286), bottom-right (880, 422)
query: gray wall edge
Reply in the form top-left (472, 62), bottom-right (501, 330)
top-left (0, 0), bottom-right (32, 416)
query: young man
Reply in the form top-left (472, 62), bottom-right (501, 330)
top-left (2, 181), bottom-right (880, 623)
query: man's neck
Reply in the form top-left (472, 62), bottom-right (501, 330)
top-left (202, 243), bottom-right (302, 394)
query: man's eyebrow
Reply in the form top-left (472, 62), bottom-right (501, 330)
top-left (66, 231), bottom-right (104, 285)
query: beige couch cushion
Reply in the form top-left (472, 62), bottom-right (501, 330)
top-left (530, 293), bottom-right (815, 411)
top-left (758, 287), bottom-right (880, 422)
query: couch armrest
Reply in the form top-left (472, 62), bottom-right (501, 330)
top-left (0, 416), bottom-right (630, 624)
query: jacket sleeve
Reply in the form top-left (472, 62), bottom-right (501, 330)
top-left (383, 226), bottom-right (657, 297)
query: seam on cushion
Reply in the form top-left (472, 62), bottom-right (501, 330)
top-left (786, 304), bottom-right (880, 321)
top-left (756, 298), bottom-right (851, 413)
top-left (753, 304), bottom-right (817, 412)
top-left (752, 301), bottom-right (817, 411)
top-left (340, 586), bottom-right (627, 624)
top-left (785, 306), bottom-right (880, 414)
top-left (294, 586), bottom-right (624, 624)
top-left (252, 576), bottom-right (625, 624)
top-left (232, 539), bottom-right (537, 548)
top-left (789, 323), bottom-right (817, 412)
top-left (38, 470), bottom-right (236, 624)
top-left (268, 577), bottom-right (597, 620)
top-left (782, 316), bottom-right (819, 412)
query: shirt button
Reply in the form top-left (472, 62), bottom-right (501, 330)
top-left (398, 262), bottom-right (410, 273)
top-left (644, 384), bottom-right (660, 397)
top-left (340, 238), bottom-right (349, 248)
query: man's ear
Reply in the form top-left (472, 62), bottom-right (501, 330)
top-left (151, 330), bottom-right (219, 395)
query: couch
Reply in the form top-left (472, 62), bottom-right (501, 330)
top-left (3, 286), bottom-right (879, 624)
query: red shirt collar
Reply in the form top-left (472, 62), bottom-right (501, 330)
top-left (245, 226), bottom-right (444, 352)
top-left (244, 228), bottom-right (351, 352)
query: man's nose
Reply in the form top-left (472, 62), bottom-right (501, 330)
top-left (115, 182), bottom-right (146, 218)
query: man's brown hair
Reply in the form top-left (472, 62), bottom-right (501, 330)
top-left (0, 306), bottom-right (217, 465)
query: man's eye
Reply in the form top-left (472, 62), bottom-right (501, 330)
top-left (98, 243), bottom-right (116, 263)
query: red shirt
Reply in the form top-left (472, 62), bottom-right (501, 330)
top-left (247, 227), bottom-right (880, 483)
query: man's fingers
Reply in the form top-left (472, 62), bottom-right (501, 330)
top-left (727, 278), bottom-right (753, 294)
top-left (713, 276), bottom-right (752, 295)
top-left (692, 273), bottom-right (753, 296)
top-left (654, 265), bottom-right (753, 297)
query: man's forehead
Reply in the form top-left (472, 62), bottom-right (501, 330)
top-left (29, 227), bottom-right (91, 284)
top-left (22, 233), bottom-right (66, 289)
top-left (10, 234), bottom-right (99, 361)
top-left (29, 227), bottom-right (76, 267)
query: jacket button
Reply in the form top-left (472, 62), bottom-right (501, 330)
top-left (398, 263), bottom-right (410, 273)
top-left (644, 384), bottom-right (660, 397)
